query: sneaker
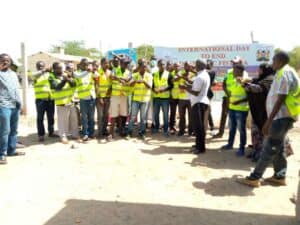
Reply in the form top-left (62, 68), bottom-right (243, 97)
top-left (236, 176), bottom-right (260, 187)
top-left (221, 144), bottom-right (233, 150)
top-left (16, 142), bottom-right (26, 148)
top-left (138, 134), bottom-right (145, 140)
top-left (107, 135), bottom-right (114, 142)
top-left (213, 133), bottom-right (223, 139)
top-left (0, 156), bottom-right (7, 165)
top-left (164, 132), bottom-right (170, 137)
top-left (82, 135), bottom-right (89, 142)
top-left (177, 132), bottom-right (184, 137)
top-left (125, 134), bottom-right (132, 140)
top-left (236, 149), bottom-right (245, 157)
top-left (38, 136), bottom-right (45, 142)
top-left (61, 137), bottom-right (69, 144)
top-left (264, 176), bottom-right (286, 186)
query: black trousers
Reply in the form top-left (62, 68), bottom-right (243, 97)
top-left (192, 103), bottom-right (208, 152)
top-left (178, 99), bottom-right (192, 134)
top-left (35, 99), bottom-right (55, 137)
top-left (169, 98), bottom-right (179, 130)
top-left (218, 97), bottom-right (229, 135)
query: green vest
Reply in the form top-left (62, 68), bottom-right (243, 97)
top-left (171, 71), bottom-right (180, 99)
top-left (111, 67), bottom-right (131, 96)
top-left (75, 71), bottom-right (95, 99)
top-left (34, 72), bottom-right (52, 99)
top-left (224, 69), bottom-right (235, 97)
top-left (132, 72), bottom-right (152, 102)
top-left (178, 71), bottom-right (195, 100)
top-left (229, 81), bottom-right (249, 111)
top-left (52, 76), bottom-right (75, 106)
top-left (277, 65), bottom-right (300, 117)
top-left (98, 68), bottom-right (111, 98)
top-left (153, 71), bottom-right (170, 99)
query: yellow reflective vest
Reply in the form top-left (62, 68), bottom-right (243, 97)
top-left (132, 72), bottom-right (152, 103)
top-left (171, 71), bottom-right (180, 99)
top-left (224, 69), bottom-right (235, 97)
top-left (229, 80), bottom-right (249, 111)
top-left (277, 65), bottom-right (300, 117)
top-left (97, 68), bottom-right (111, 98)
top-left (51, 76), bottom-right (75, 106)
top-left (153, 70), bottom-right (170, 99)
top-left (75, 71), bottom-right (95, 99)
top-left (178, 71), bottom-right (195, 100)
top-left (34, 72), bottom-right (52, 99)
top-left (111, 67), bottom-right (131, 96)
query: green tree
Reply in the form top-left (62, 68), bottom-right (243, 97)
top-left (50, 40), bottom-right (101, 59)
top-left (289, 46), bottom-right (300, 71)
top-left (136, 44), bottom-right (154, 61)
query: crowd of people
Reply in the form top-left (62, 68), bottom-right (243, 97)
top-left (0, 51), bottom-right (299, 189)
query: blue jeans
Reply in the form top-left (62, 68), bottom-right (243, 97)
top-left (80, 99), bottom-right (95, 137)
top-left (0, 106), bottom-right (19, 157)
top-left (128, 101), bottom-right (149, 135)
top-left (35, 99), bottom-right (55, 137)
top-left (227, 110), bottom-right (248, 150)
top-left (250, 118), bottom-right (294, 179)
top-left (153, 98), bottom-right (169, 133)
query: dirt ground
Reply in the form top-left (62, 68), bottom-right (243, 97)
top-left (0, 117), bottom-right (299, 225)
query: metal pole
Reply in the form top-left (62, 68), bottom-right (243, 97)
top-left (21, 42), bottom-right (28, 116)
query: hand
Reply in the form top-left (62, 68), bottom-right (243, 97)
top-left (231, 101), bottom-right (239, 105)
top-left (179, 84), bottom-right (186, 90)
top-left (97, 98), bottom-right (104, 105)
top-left (262, 120), bottom-right (272, 136)
top-left (236, 77), bottom-right (243, 83)
top-left (0, 62), bottom-right (9, 71)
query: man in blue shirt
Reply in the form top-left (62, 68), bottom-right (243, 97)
top-left (0, 53), bottom-right (25, 165)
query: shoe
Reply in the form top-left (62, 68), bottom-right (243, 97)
top-left (107, 135), bottom-right (114, 142)
top-left (82, 135), bottom-right (89, 142)
top-left (61, 137), bottom-right (69, 144)
top-left (221, 144), bottom-right (233, 150)
top-left (125, 134), bottom-right (132, 140)
top-left (49, 133), bottom-right (59, 138)
top-left (139, 133), bottom-right (145, 140)
top-left (170, 129), bottom-right (176, 135)
top-left (193, 150), bottom-right (205, 154)
top-left (236, 176), bottom-right (260, 187)
top-left (0, 156), bottom-right (7, 165)
top-left (38, 136), bottom-right (45, 142)
top-left (236, 149), bottom-right (245, 157)
top-left (16, 142), bottom-right (26, 148)
top-left (7, 151), bottom-right (26, 157)
top-left (264, 176), bottom-right (286, 186)
top-left (213, 133), bottom-right (223, 139)
top-left (177, 132), bottom-right (184, 137)
top-left (164, 132), bottom-right (170, 137)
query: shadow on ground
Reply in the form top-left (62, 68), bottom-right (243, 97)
top-left (192, 175), bottom-right (255, 197)
top-left (43, 199), bottom-right (297, 225)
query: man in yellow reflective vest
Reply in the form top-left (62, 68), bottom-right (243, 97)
top-left (49, 62), bottom-right (79, 144)
top-left (108, 58), bottom-right (131, 140)
top-left (221, 64), bottom-right (249, 156)
top-left (177, 62), bottom-right (194, 136)
top-left (32, 61), bottom-right (58, 142)
top-left (96, 58), bottom-right (111, 138)
top-left (127, 62), bottom-right (153, 139)
top-left (169, 62), bottom-right (180, 134)
top-left (74, 58), bottom-right (98, 142)
top-left (238, 51), bottom-right (299, 187)
top-left (152, 60), bottom-right (173, 136)
top-left (214, 56), bottom-right (248, 138)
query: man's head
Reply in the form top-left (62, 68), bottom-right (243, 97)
top-left (233, 64), bottom-right (245, 78)
top-left (158, 59), bottom-right (165, 73)
top-left (272, 51), bottom-right (289, 71)
top-left (195, 59), bottom-right (206, 72)
top-left (0, 54), bottom-right (12, 72)
top-left (112, 57), bottom-right (119, 68)
top-left (120, 58), bottom-right (130, 70)
top-left (52, 62), bottom-right (64, 76)
top-left (100, 58), bottom-right (109, 70)
top-left (139, 63), bottom-right (147, 75)
top-left (173, 63), bottom-right (180, 73)
top-left (65, 62), bottom-right (75, 73)
top-left (36, 61), bottom-right (45, 71)
top-left (166, 61), bottom-right (173, 72)
top-left (92, 60), bottom-right (99, 71)
top-left (79, 58), bottom-right (89, 71)
top-left (184, 62), bottom-right (190, 72)
top-left (206, 60), bottom-right (214, 70)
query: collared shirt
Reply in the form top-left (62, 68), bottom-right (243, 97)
top-left (266, 67), bottom-right (299, 121)
top-left (0, 69), bottom-right (21, 108)
top-left (190, 69), bottom-right (210, 106)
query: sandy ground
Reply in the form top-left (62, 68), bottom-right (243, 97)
top-left (0, 114), bottom-right (299, 225)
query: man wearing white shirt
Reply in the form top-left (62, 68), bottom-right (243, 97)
top-left (181, 60), bottom-right (210, 154)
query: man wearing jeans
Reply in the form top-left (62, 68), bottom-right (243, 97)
top-left (127, 63), bottom-right (152, 139)
top-left (152, 60), bottom-right (173, 136)
top-left (0, 54), bottom-right (25, 165)
top-left (74, 58), bottom-right (98, 142)
top-left (221, 64), bottom-right (249, 156)
top-left (238, 51), bottom-right (299, 187)
top-left (181, 60), bottom-right (210, 154)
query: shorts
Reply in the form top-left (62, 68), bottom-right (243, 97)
top-left (109, 96), bottom-right (128, 118)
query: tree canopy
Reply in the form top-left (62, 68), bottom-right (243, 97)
top-left (136, 44), bottom-right (154, 61)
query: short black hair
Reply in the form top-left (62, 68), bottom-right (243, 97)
top-left (0, 53), bottom-right (12, 64)
top-left (233, 64), bottom-right (245, 72)
top-left (100, 58), bottom-right (107, 64)
top-left (36, 61), bottom-right (45, 66)
top-left (274, 51), bottom-right (289, 65)
top-left (52, 62), bottom-right (61, 69)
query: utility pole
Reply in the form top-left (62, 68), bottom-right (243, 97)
top-left (21, 42), bottom-right (28, 116)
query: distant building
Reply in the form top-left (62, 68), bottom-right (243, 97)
top-left (27, 49), bottom-right (92, 72)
